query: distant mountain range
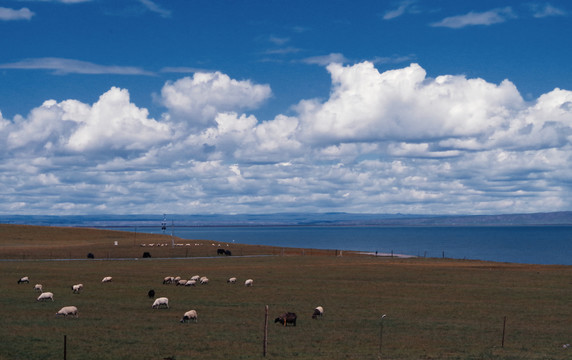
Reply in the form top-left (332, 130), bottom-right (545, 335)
top-left (1, 211), bottom-right (572, 227)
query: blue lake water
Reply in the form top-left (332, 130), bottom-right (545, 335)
top-left (109, 225), bottom-right (572, 265)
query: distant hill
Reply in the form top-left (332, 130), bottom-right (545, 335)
top-left (1, 211), bottom-right (571, 227)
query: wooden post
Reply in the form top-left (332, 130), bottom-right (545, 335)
top-left (501, 316), bottom-right (507, 348)
top-left (263, 305), bottom-right (268, 357)
top-left (64, 335), bottom-right (67, 360)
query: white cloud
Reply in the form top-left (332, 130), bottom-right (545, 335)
top-left (529, 3), bottom-right (566, 18)
top-left (138, 0), bottom-right (171, 18)
top-left (431, 7), bottom-right (516, 28)
top-left (302, 53), bottom-right (348, 66)
top-left (0, 58), bottom-right (154, 75)
top-left (296, 62), bottom-right (524, 146)
top-left (160, 72), bottom-right (272, 127)
top-left (66, 87), bottom-right (171, 153)
top-left (2, 63), bottom-right (572, 215)
top-left (382, 0), bottom-right (417, 20)
top-left (0, 7), bottom-right (34, 21)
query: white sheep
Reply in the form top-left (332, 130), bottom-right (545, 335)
top-left (72, 284), bottom-right (83, 294)
top-left (163, 276), bottom-right (174, 284)
top-left (199, 277), bottom-right (209, 285)
top-left (152, 297), bottom-right (169, 309)
top-left (101, 276), bottom-right (112, 283)
top-left (184, 280), bottom-right (196, 287)
top-left (37, 292), bottom-right (54, 302)
top-left (56, 306), bottom-right (78, 318)
top-left (176, 279), bottom-right (188, 286)
top-left (180, 309), bottom-right (198, 323)
top-left (190, 275), bottom-right (200, 282)
top-left (244, 279), bottom-right (254, 287)
top-left (33, 284), bottom-right (43, 292)
top-left (173, 276), bottom-right (181, 283)
top-left (312, 306), bottom-right (324, 319)
top-left (227, 277), bottom-right (237, 284)
top-left (18, 276), bottom-right (29, 284)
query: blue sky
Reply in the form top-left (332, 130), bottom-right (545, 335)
top-left (1, 0), bottom-right (571, 216)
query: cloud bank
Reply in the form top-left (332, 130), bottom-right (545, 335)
top-left (1, 62), bottom-right (572, 215)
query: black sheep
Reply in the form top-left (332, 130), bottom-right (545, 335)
top-left (148, 289), bottom-right (155, 298)
top-left (274, 312), bottom-right (297, 326)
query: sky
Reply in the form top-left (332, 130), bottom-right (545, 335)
top-left (1, 0), bottom-right (572, 216)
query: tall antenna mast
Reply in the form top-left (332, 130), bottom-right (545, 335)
top-left (161, 214), bottom-right (167, 234)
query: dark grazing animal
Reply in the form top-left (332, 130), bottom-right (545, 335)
top-left (148, 289), bottom-right (155, 298)
top-left (217, 248), bottom-right (225, 255)
top-left (274, 312), bottom-right (297, 327)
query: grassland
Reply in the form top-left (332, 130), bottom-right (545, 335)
top-left (1, 224), bottom-right (571, 359)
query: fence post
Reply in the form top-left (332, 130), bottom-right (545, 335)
top-left (263, 305), bottom-right (269, 356)
top-left (64, 335), bottom-right (67, 360)
top-left (501, 316), bottom-right (507, 348)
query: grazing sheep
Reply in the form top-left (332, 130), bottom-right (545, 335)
top-left (101, 276), bottom-right (112, 283)
top-left (275, 312), bottom-right (297, 326)
top-left (72, 284), bottom-right (83, 294)
top-left (312, 306), bottom-right (324, 319)
top-left (163, 276), bottom-right (174, 284)
top-left (18, 276), bottom-right (30, 284)
top-left (56, 306), bottom-right (78, 318)
top-left (37, 292), bottom-right (54, 302)
top-left (152, 297), bottom-right (169, 309)
top-left (217, 248), bottom-right (225, 255)
top-left (184, 280), bottom-right (196, 287)
top-left (190, 275), bottom-right (200, 282)
top-left (148, 289), bottom-right (155, 298)
top-left (33, 284), bottom-right (43, 292)
top-left (227, 277), bottom-right (237, 284)
top-left (244, 279), bottom-right (254, 287)
top-left (173, 276), bottom-right (181, 283)
top-left (199, 277), bottom-right (209, 285)
top-left (176, 279), bottom-right (188, 286)
top-left (180, 309), bottom-right (198, 323)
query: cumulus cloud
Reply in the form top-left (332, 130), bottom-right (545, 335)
top-left (431, 7), bottom-right (516, 28)
top-left (2, 63), bottom-right (572, 215)
top-left (0, 7), bottom-right (34, 21)
top-left (296, 62), bottom-right (524, 146)
top-left (3, 87), bottom-right (170, 156)
top-left (159, 72), bottom-right (272, 127)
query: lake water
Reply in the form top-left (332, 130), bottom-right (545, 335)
top-left (109, 225), bottom-right (572, 266)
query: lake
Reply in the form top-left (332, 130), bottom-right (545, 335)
top-left (108, 225), bottom-right (572, 265)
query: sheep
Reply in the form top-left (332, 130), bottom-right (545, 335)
top-left (37, 292), bottom-right (54, 302)
top-left (176, 279), bottom-right (188, 286)
top-left (244, 279), bottom-right (254, 287)
top-left (227, 277), bottom-right (237, 284)
top-left (163, 276), bottom-right (174, 284)
top-left (152, 297), bottom-right (169, 309)
top-left (101, 276), bottom-right (112, 283)
top-left (275, 312), bottom-right (297, 326)
top-left (72, 284), bottom-right (83, 294)
top-left (180, 310), bottom-right (198, 323)
top-left (190, 275), bottom-right (200, 282)
top-left (18, 276), bottom-right (29, 284)
top-left (56, 306), bottom-right (78, 318)
top-left (199, 277), bottom-right (209, 285)
top-left (312, 306), bottom-right (324, 319)
top-left (184, 280), bottom-right (196, 287)
top-left (148, 289), bottom-right (155, 298)
top-left (33, 284), bottom-right (43, 292)
top-left (173, 276), bottom-right (181, 283)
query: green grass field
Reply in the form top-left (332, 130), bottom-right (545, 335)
top-left (1, 225), bottom-right (571, 359)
